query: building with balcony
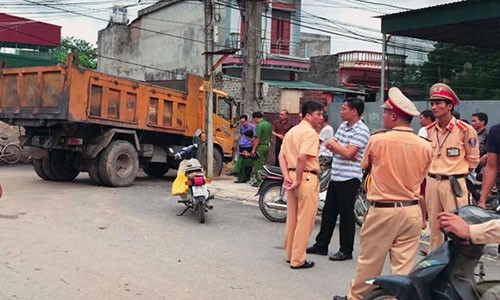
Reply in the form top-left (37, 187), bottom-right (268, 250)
top-left (303, 50), bottom-right (405, 102)
top-left (0, 13), bottom-right (60, 68)
top-left (222, 0), bottom-right (330, 80)
top-left (97, 0), bottom-right (330, 81)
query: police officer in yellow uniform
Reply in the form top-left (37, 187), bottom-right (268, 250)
top-left (425, 83), bottom-right (480, 252)
top-left (279, 101), bottom-right (324, 269)
top-left (333, 87), bottom-right (433, 300)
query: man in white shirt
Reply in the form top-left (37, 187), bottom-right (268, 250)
top-left (319, 113), bottom-right (334, 168)
top-left (418, 110), bottom-right (435, 138)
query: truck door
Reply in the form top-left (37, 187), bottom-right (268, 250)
top-left (213, 94), bottom-right (234, 156)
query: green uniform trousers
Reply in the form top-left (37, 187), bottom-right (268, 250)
top-left (233, 155), bottom-right (253, 181)
top-left (252, 145), bottom-right (269, 183)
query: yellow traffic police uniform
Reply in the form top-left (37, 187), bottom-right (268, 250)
top-left (426, 117), bottom-right (479, 251)
top-left (280, 120), bottom-right (320, 267)
top-left (347, 87), bottom-right (433, 300)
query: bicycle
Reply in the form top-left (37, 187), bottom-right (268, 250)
top-left (0, 142), bottom-right (22, 164)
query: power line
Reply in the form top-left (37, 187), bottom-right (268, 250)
top-left (9, 0), bottom-right (500, 84)
top-left (21, 0), bottom-right (206, 44)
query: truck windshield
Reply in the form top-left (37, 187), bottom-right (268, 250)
top-left (216, 96), bottom-right (232, 121)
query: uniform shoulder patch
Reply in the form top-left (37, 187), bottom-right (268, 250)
top-left (468, 137), bottom-right (477, 148)
top-left (426, 121), bottom-right (437, 130)
top-left (456, 120), bottom-right (469, 131)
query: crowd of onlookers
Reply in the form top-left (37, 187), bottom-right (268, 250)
top-left (230, 83), bottom-right (500, 300)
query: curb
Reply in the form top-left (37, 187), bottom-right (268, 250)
top-left (209, 177), bottom-right (259, 203)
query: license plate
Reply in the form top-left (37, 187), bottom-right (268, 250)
top-left (192, 185), bottom-right (208, 198)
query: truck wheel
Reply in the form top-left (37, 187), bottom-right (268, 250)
top-left (41, 157), bottom-right (57, 181)
top-left (49, 150), bottom-right (79, 181)
top-left (98, 140), bottom-right (138, 187)
top-left (86, 157), bottom-right (104, 186)
top-left (196, 145), bottom-right (223, 177)
top-left (213, 148), bottom-right (223, 177)
top-left (143, 163), bottom-right (170, 177)
top-left (33, 159), bottom-right (49, 180)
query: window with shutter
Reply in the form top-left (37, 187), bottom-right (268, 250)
top-left (270, 10), bottom-right (291, 55)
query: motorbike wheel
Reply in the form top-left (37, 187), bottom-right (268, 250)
top-left (354, 190), bottom-right (369, 227)
top-left (196, 197), bottom-right (206, 224)
top-left (363, 288), bottom-right (398, 300)
top-left (259, 182), bottom-right (287, 223)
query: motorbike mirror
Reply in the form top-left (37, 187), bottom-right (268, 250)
top-left (168, 147), bottom-right (174, 154)
top-left (194, 129), bottom-right (203, 137)
top-left (450, 176), bottom-right (463, 198)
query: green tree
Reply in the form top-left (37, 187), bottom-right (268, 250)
top-left (405, 43), bottom-right (500, 100)
top-left (52, 37), bottom-right (97, 69)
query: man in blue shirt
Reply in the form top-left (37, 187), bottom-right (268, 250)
top-left (307, 98), bottom-right (370, 261)
top-left (230, 115), bottom-right (255, 183)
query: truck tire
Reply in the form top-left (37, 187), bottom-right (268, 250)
top-left (33, 159), bottom-right (50, 180)
top-left (98, 140), bottom-right (138, 187)
top-left (143, 163), bottom-right (170, 178)
top-left (86, 157), bottom-right (104, 186)
top-left (197, 146), bottom-right (223, 177)
top-left (213, 148), bottom-right (223, 177)
top-left (49, 150), bottom-right (79, 181)
top-left (41, 157), bottom-right (57, 181)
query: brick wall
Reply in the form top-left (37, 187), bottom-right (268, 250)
top-left (261, 85), bottom-right (282, 113)
top-left (215, 76), bottom-right (242, 103)
top-left (215, 76), bottom-right (283, 115)
top-left (300, 90), bottom-right (329, 108)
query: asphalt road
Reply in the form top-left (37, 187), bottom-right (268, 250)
top-left (0, 165), bottom-right (499, 300)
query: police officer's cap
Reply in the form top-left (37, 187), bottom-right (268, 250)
top-left (429, 83), bottom-right (461, 106)
top-left (381, 87), bottom-right (420, 118)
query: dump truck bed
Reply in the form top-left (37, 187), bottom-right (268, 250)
top-left (0, 56), bottom-right (203, 137)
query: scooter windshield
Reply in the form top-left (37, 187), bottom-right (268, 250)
top-left (410, 242), bottom-right (450, 280)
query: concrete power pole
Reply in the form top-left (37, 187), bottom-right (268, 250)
top-left (204, 0), bottom-right (214, 178)
top-left (241, 0), bottom-right (264, 114)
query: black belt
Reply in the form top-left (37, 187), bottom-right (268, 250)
top-left (428, 173), bottom-right (467, 180)
top-left (288, 168), bottom-right (318, 175)
top-left (370, 200), bottom-right (419, 208)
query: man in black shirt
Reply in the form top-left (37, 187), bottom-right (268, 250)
top-left (478, 123), bottom-right (500, 208)
top-left (471, 112), bottom-right (489, 156)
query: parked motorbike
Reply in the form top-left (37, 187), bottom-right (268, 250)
top-left (170, 130), bottom-right (214, 224)
top-left (255, 165), bottom-right (370, 225)
top-left (467, 170), bottom-right (500, 212)
top-left (363, 175), bottom-right (500, 300)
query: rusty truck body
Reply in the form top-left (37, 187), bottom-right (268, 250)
top-left (0, 55), bottom-right (236, 187)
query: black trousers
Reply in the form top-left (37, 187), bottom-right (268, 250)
top-left (274, 139), bottom-right (282, 166)
top-left (314, 178), bottom-right (360, 254)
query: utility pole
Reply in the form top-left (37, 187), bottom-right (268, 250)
top-left (380, 33), bottom-right (386, 103)
top-left (204, 0), bottom-right (214, 178)
top-left (241, 0), bottom-right (264, 114)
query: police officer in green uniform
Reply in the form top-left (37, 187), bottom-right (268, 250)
top-left (251, 111), bottom-right (272, 186)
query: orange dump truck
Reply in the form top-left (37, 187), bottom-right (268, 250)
top-left (0, 55), bottom-right (236, 187)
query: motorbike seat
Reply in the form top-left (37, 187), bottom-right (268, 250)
top-left (263, 165), bottom-right (283, 177)
top-left (186, 167), bottom-right (204, 174)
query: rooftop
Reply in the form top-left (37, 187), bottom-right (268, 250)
top-left (379, 0), bottom-right (500, 49)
